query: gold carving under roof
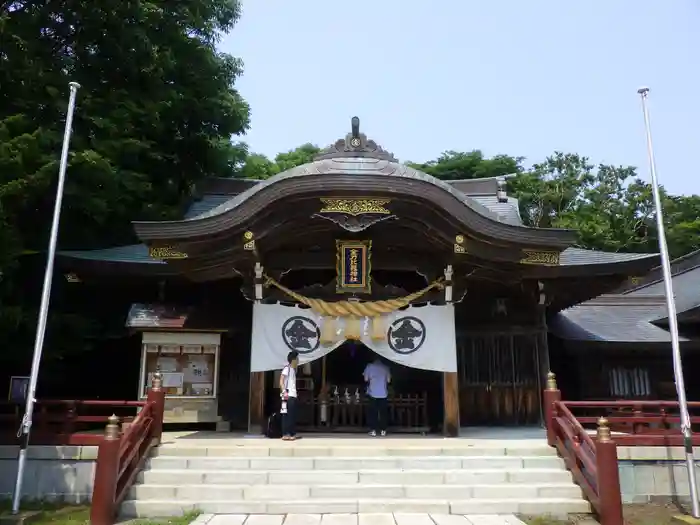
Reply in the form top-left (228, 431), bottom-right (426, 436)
top-left (319, 198), bottom-right (391, 216)
top-left (520, 250), bottom-right (560, 266)
top-left (454, 234), bottom-right (466, 254)
top-left (243, 231), bottom-right (256, 251)
top-left (149, 246), bottom-right (188, 260)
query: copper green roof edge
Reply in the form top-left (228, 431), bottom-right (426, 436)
top-left (58, 243), bottom-right (657, 267)
top-left (559, 247), bottom-right (658, 266)
top-left (58, 244), bottom-right (165, 265)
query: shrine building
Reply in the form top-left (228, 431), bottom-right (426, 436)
top-left (56, 118), bottom-right (669, 436)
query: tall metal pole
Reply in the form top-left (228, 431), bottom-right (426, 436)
top-left (12, 82), bottom-right (81, 514)
top-left (637, 86), bottom-right (700, 517)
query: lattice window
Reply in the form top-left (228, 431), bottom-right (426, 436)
top-left (608, 366), bottom-right (651, 398)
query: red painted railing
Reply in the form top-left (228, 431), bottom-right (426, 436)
top-left (0, 375), bottom-right (165, 525)
top-left (0, 399), bottom-right (147, 445)
top-left (560, 400), bottom-right (700, 446)
top-left (91, 375), bottom-right (165, 525)
top-left (544, 372), bottom-right (700, 525)
top-left (544, 388), bottom-right (622, 524)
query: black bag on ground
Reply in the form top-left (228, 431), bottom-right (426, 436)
top-left (266, 412), bottom-right (282, 438)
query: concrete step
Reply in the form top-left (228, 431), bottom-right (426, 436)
top-left (120, 497), bottom-right (591, 517)
top-left (138, 467), bottom-right (575, 485)
top-left (146, 456), bottom-right (565, 471)
top-left (153, 445), bottom-right (558, 458)
top-left (129, 483), bottom-right (584, 500)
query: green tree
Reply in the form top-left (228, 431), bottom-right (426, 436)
top-left (661, 194), bottom-right (700, 258)
top-left (0, 0), bottom-right (250, 359)
top-left (408, 150), bottom-right (523, 181)
top-left (237, 144), bottom-right (321, 179)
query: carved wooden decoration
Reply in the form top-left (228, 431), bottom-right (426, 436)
top-left (314, 197), bottom-right (396, 232)
top-left (454, 234), bottom-right (466, 254)
top-left (313, 212), bottom-right (396, 232)
top-left (320, 198), bottom-right (391, 216)
top-left (520, 250), bottom-right (560, 266)
top-left (243, 231), bottom-right (256, 251)
top-left (314, 116), bottom-right (398, 162)
top-left (149, 246), bottom-right (188, 260)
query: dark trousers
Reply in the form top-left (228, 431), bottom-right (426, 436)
top-left (367, 396), bottom-right (388, 432)
top-left (282, 396), bottom-right (298, 437)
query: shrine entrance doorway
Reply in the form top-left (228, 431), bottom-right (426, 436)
top-left (288, 341), bottom-right (441, 433)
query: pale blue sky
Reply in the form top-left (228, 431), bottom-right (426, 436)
top-left (220, 1), bottom-right (699, 196)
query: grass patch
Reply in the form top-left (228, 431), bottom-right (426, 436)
top-left (0, 501), bottom-right (199, 525)
top-left (521, 502), bottom-right (693, 525)
top-left (520, 517), bottom-right (572, 525)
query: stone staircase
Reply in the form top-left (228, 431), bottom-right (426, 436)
top-left (120, 436), bottom-right (590, 518)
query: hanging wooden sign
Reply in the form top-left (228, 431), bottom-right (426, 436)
top-left (336, 240), bottom-right (372, 294)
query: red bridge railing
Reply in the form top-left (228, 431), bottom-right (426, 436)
top-left (0, 374), bottom-right (165, 525)
top-left (91, 375), bottom-right (165, 525)
top-left (0, 399), bottom-right (147, 446)
top-left (543, 372), bottom-right (700, 525)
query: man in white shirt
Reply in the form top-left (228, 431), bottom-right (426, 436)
top-left (363, 357), bottom-right (391, 437)
top-left (279, 351), bottom-right (299, 441)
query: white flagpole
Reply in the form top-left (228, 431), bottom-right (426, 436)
top-left (12, 81), bottom-right (81, 514)
top-left (637, 86), bottom-right (700, 518)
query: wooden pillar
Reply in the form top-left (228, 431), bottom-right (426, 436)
top-left (443, 371), bottom-right (460, 437)
top-left (596, 418), bottom-right (624, 525)
top-left (90, 415), bottom-right (121, 525)
top-left (248, 371), bottom-right (265, 434)
top-left (543, 372), bottom-right (561, 447)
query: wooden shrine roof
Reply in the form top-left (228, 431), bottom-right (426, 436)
top-left (57, 118), bottom-right (661, 315)
top-left (550, 252), bottom-right (700, 344)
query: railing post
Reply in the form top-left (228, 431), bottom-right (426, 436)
top-left (147, 371), bottom-right (165, 444)
top-left (596, 417), bottom-right (624, 525)
top-left (543, 372), bottom-right (561, 447)
top-left (91, 415), bottom-right (121, 525)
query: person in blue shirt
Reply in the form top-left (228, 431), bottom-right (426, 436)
top-left (363, 356), bottom-right (391, 437)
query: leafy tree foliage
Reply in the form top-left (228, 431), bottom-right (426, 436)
top-left (236, 144), bottom-right (320, 179)
top-left (407, 150), bottom-right (523, 181)
top-left (0, 0), bottom-right (250, 360)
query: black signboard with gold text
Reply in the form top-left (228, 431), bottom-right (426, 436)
top-left (336, 240), bottom-right (372, 294)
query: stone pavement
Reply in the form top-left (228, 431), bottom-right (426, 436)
top-left (189, 513), bottom-right (530, 525)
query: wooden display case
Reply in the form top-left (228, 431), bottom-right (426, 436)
top-left (139, 332), bottom-right (222, 424)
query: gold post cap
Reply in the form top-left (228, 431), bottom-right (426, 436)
top-left (546, 372), bottom-right (558, 390)
top-left (597, 417), bottom-right (611, 442)
top-left (151, 370), bottom-right (163, 390)
top-left (105, 414), bottom-right (121, 439)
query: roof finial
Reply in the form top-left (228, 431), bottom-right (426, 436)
top-left (351, 116), bottom-right (360, 140)
top-left (314, 116), bottom-right (398, 162)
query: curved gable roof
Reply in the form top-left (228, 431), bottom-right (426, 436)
top-left (133, 156), bottom-right (576, 246)
top-left (134, 120), bottom-right (577, 249)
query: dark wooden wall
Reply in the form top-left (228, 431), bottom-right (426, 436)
top-left (550, 339), bottom-right (700, 402)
